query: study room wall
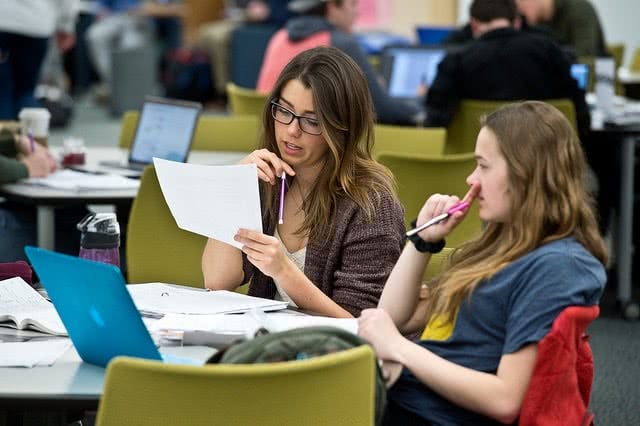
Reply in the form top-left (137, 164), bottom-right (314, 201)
top-left (457, 0), bottom-right (640, 66)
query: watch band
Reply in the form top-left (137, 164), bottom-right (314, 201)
top-left (407, 219), bottom-right (446, 253)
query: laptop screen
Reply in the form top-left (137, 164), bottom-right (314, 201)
top-left (570, 63), bottom-right (590, 91)
top-left (381, 46), bottom-right (451, 100)
top-left (129, 98), bottom-right (201, 165)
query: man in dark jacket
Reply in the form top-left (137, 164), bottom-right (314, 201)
top-left (425, 0), bottom-right (589, 140)
top-left (256, 0), bottom-right (422, 125)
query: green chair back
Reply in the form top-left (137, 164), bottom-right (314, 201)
top-left (579, 45), bottom-right (625, 95)
top-left (425, 247), bottom-right (453, 280)
top-left (631, 47), bottom-right (640, 72)
top-left (373, 124), bottom-right (445, 159)
top-left (445, 99), bottom-right (576, 154)
top-left (96, 346), bottom-right (377, 426)
top-left (226, 82), bottom-right (269, 116)
top-left (117, 110), bottom-right (139, 149)
top-left (193, 114), bottom-right (260, 152)
top-left (126, 166), bottom-right (206, 287)
top-left (377, 152), bottom-right (482, 247)
top-left (118, 112), bottom-right (260, 152)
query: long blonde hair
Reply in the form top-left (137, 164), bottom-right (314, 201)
top-left (260, 46), bottom-right (396, 240)
top-left (426, 101), bottom-right (607, 322)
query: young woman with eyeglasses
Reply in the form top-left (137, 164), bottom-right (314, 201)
top-left (202, 47), bottom-right (405, 317)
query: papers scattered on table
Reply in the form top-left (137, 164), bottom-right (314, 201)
top-left (153, 158), bottom-right (262, 249)
top-left (149, 311), bottom-right (358, 336)
top-left (23, 169), bottom-right (140, 191)
top-left (0, 339), bottom-right (71, 367)
top-left (127, 283), bottom-right (288, 315)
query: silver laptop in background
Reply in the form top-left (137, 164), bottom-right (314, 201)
top-left (100, 97), bottom-right (202, 173)
top-left (380, 44), bottom-right (462, 104)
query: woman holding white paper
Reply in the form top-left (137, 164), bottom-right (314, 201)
top-left (202, 47), bottom-right (405, 318)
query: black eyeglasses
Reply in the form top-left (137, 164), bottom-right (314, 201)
top-left (270, 101), bottom-right (322, 135)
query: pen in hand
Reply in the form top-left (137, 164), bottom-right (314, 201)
top-left (278, 172), bottom-right (286, 224)
top-left (406, 201), bottom-right (470, 237)
top-left (27, 128), bottom-right (35, 153)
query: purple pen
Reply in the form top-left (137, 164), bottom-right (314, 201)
top-left (406, 201), bottom-right (470, 237)
top-left (278, 172), bottom-right (286, 224)
top-left (28, 129), bottom-right (35, 153)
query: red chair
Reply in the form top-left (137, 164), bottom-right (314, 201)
top-left (518, 305), bottom-right (600, 426)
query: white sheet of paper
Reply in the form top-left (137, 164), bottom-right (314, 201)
top-left (23, 169), bottom-right (140, 191)
top-left (150, 311), bottom-right (358, 335)
top-left (127, 283), bottom-right (288, 315)
top-left (0, 339), bottom-right (71, 368)
top-left (153, 158), bottom-right (262, 248)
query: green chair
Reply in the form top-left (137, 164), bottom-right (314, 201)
top-left (118, 111), bottom-right (260, 152)
top-left (226, 82), bottom-right (269, 116)
top-left (373, 124), bottom-right (446, 159)
top-left (192, 114), bottom-right (260, 152)
top-left (96, 346), bottom-right (377, 426)
top-left (607, 43), bottom-right (625, 95)
top-left (126, 166), bottom-right (206, 287)
top-left (117, 110), bottom-right (139, 149)
top-left (631, 47), bottom-right (640, 72)
top-left (377, 152), bottom-right (482, 247)
top-left (425, 247), bottom-right (453, 280)
top-left (445, 99), bottom-right (576, 154)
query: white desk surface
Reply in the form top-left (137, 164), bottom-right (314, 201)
top-left (0, 147), bottom-right (248, 201)
top-left (0, 340), bottom-right (215, 404)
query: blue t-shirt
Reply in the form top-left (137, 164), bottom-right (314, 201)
top-left (389, 237), bottom-right (606, 426)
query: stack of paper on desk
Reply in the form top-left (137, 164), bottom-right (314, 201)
top-left (0, 340), bottom-right (72, 368)
top-left (148, 311), bottom-right (358, 336)
top-left (127, 283), bottom-right (288, 315)
top-left (153, 158), bottom-right (262, 249)
top-left (23, 169), bottom-right (140, 191)
top-left (0, 277), bottom-right (67, 336)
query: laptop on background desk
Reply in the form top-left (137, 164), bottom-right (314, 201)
top-left (380, 44), bottom-right (461, 105)
top-left (100, 97), bottom-right (201, 173)
top-left (24, 246), bottom-right (205, 367)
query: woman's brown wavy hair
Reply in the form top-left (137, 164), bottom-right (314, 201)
top-left (426, 101), bottom-right (607, 322)
top-left (260, 46), bottom-right (396, 240)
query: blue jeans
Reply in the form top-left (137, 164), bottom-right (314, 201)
top-left (0, 32), bottom-right (49, 119)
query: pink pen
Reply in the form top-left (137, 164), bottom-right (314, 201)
top-left (406, 201), bottom-right (470, 237)
top-left (278, 173), bottom-right (286, 224)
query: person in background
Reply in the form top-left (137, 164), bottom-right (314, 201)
top-left (516, 0), bottom-right (607, 57)
top-left (0, 128), bottom-right (86, 262)
top-left (359, 101), bottom-right (606, 425)
top-left (85, 0), bottom-right (154, 99)
top-left (202, 47), bottom-right (405, 317)
top-left (0, 0), bottom-right (78, 120)
top-left (195, 0), bottom-right (291, 100)
top-left (256, 0), bottom-right (422, 125)
top-left (424, 0), bottom-right (589, 141)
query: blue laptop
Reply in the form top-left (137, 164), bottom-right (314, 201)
top-left (24, 246), bottom-right (200, 367)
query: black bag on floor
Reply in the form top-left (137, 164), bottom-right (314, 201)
top-left (161, 48), bottom-right (214, 103)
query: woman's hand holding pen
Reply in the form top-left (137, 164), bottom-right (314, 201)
top-left (239, 149), bottom-right (295, 184)
top-left (415, 183), bottom-right (480, 243)
top-left (234, 228), bottom-right (291, 280)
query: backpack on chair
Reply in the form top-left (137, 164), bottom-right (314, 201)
top-left (208, 326), bottom-right (387, 425)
